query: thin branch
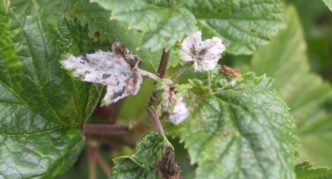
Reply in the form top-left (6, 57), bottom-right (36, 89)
top-left (146, 49), bottom-right (170, 137)
top-left (157, 49), bottom-right (170, 78)
top-left (94, 149), bottom-right (111, 177)
top-left (88, 145), bottom-right (97, 179)
top-left (139, 69), bottom-right (161, 81)
top-left (83, 124), bottom-right (129, 135)
top-left (88, 143), bottom-right (111, 178)
top-left (147, 107), bottom-right (165, 137)
top-left (173, 61), bottom-right (193, 78)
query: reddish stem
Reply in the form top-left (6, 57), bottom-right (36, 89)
top-left (157, 49), bottom-right (170, 78)
top-left (83, 124), bottom-right (129, 135)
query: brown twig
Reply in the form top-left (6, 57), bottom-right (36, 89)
top-left (83, 124), bottom-right (129, 135)
top-left (157, 49), bottom-right (170, 78)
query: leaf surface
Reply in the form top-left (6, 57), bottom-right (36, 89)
top-left (322, 0), bottom-right (332, 11)
top-left (251, 6), bottom-right (332, 167)
top-left (176, 73), bottom-right (298, 179)
top-left (112, 133), bottom-right (169, 179)
top-left (295, 162), bottom-right (332, 179)
top-left (0, 3), bottom-right (102, 178)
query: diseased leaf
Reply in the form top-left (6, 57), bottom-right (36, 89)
top-left (112, 133), bottom-right (178, 179)
top-left (251, 6), bottom-right (332, 167)
top-left (175, 72), bottom-right (298, 179)
top-left (93, 0), bottom-right (285, 55)
top-left (0, 3), bottom-right (102, 178)
top-left (180, 31), bottom-right (225, 72)
top-left (185, 0), bottom-right (285, 55)
top-left (61, 42), bottom-right (143, 106)
top-left (295, 162), bottom-right (332, 179)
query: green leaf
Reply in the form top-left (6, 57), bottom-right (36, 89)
top-left (251, 6), bottom-right (332, 167)
top-left (176, 73), bottom-right (298, 178)
top-left (322, 0), bottom-right (332, 11)
top-left (112, 133), bottom-right (169, 179)
top-left (295, 162), bottom-right (332, 179)
top-left (93, 0), bottom-right (285, 55)
top-left (91, 0), bottom-right (197, 51)
top-left (185, 0), bottom-right (286, 55)
top-left (0, 3), bottom-right (101, 178)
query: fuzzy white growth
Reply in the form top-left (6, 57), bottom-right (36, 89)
top-left (180, 31), bottom-right (225, 71)
top-left (169, 97), bottom-right (190, 125)
top-left (61, 42), bottom-right (143, 106)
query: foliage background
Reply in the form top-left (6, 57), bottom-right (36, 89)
top-left (0, 0), bottom-right (332, 178)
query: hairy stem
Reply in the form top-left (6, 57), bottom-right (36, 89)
top-left (83, 124), bottom-right (129, 135)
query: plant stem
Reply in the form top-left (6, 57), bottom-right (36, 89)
top-left (157, 49), bottom-right (170, 78)
top-left (147, 49), bottom-right (170, 137)
top-left (83, 124), bottom-right (129, 135)
top-left (147, 107), bottom-right (165, 137)
top-left (139, 69), bottom-right (161, 81)
top-left (173, 61), bottom-right (193, 78)
top-left (88, 145), bottom-right (97, 179)
top-left (88, 143), bottom-right (111, 178)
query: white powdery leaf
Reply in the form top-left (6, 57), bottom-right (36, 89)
top-left (61, 42), bottom-right (143, 106)
top-left (180, 31), bottom-right (225, 71)
top-left (169, 97), bottom-right (190, 125)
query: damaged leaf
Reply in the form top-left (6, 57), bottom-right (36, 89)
top-left (153, 79), bottom-right (190, 125)
top-left (61, 42), bottom-right (143, 106)
top-left (180, 31), bottom-right (225, 72)
top-left (112, 133), bottom-right (180, 179)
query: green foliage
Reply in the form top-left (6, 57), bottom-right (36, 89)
top-left (295, 162), bottom-right (332, 179)
top-left (1, 0), bottom-right (332, 178)
top-left (322, 0), bottom-right (332, 11)
top-left (112, 133), bottom-right (169, 179)
top-left (175, 73), bottom-right (298, 179)
top-left (93, 0), bottom-right (285, 55)
top-left (251, 6), bottom-right (332, 167)
top-left (0, 2), bottom-right (102, 178)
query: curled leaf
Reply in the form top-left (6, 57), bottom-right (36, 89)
top-left (180, 31), bottom-right (225, 71)
top-left (61, 42), bottom-right (143, 106)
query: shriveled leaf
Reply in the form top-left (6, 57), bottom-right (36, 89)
top-left (251, 6), bottom-right (332, 167)
top-left (112, 133), bottom-right (180, 179)
top-left (295, 162), bottom-right (332, 179)
top-left (180, 31), bottom-right (225, 72)
top-left (61, 42), bottom-right (143, 106)
top-left (0, 3), bottom-right (102, 178)
top-left (175, 73), bottom-right (298, 178)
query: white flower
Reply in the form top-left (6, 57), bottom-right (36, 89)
top-left (169, 97), bottom-right (190, 125)
top-left (180, 31), bottom-right (225, 71)
top-left (61, 42), bottom-right (143, 106)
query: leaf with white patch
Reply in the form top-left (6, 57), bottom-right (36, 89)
top-left (180, 31), bottom-right (225, 72)
top-left (61, 42), bottom-right (144, 106)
